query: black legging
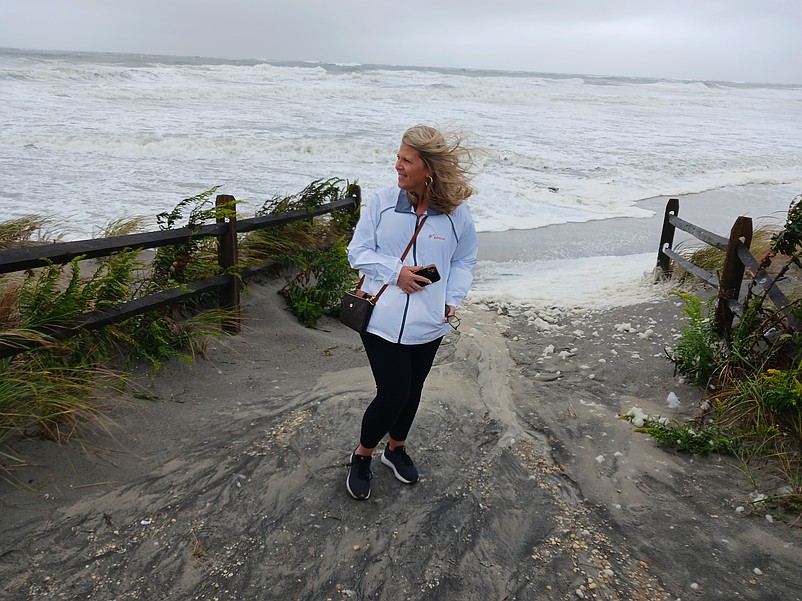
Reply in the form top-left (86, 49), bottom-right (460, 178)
top-left (359, 332), bottom-right (444, 449)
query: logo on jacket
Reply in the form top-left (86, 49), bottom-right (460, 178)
top-left (429, 234), bottom-right (446, 241)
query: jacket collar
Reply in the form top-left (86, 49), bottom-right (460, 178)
top-left (394, 189), bottom-right (443, 216)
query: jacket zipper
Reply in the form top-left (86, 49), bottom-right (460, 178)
top-left (396, 213), bottom-right (423, 343)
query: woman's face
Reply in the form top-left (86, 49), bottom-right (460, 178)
top-left (395, 142), bottom-right (430, 196)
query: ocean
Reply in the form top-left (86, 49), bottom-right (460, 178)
top-left (1, 48), bottom-right (801, 307)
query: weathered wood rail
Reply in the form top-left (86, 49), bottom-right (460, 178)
top-left (655, 197), bottom-right (800, 338)
top-left (0, 190), bottom-right (360, 359)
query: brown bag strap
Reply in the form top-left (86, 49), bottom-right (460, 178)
top-left (357, 215), bottom-right (428, 304)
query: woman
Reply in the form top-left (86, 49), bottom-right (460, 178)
top-left (345, 124), bottom-right (479, 500)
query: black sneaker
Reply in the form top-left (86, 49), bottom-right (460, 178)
top-left (346, 451), bottom-right (373, 500)
top-left (381, 445), bottom-right (419, 484)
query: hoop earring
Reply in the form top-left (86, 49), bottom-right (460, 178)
top-left (425, 176), bottom-right (433, 187)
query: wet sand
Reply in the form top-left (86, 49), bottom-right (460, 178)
top-left (2, 276), bottom-right (800, 601)
top-left (478, 184), bottom-right (793, 264)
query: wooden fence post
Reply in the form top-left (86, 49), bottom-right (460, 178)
top-left (350, 186), bottom-right (362, 222)
top-left (715, 215), bottom-right (752, 338)
top-left (655, 198), bottom-right (679, 281)
top-left (216, 194), bottom-right (240, 333)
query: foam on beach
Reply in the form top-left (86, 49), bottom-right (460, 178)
top-left (470, 252), bottom-right (662, 309)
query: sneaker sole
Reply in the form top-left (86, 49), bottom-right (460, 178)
top-left (346, 454), bottom-right (370, 500)
top-left (381, 453), bottom-right (418, 484)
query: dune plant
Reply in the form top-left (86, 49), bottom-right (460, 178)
top-left (149, 186), bottom-right (223, 291)
top-left (0, 276), bottom-right (22, 327)
top-left (280, 237), bottom-right (356, 327)
top-left (118, 186), bottom-right (230, 372)
top-left (115, 306), bottom-right (228, 375)
top-left (0, 347), bottom-right (118, 444)
top-left (626, 414), bottom-right (735, 454)
top-left (241, 178), bottom-right (360, 327)
top-left (668, 291), bottom-right (720, 385)
top-left (0, 191), bottom-right (228, 445)
top-left (0, 253), bottom-right (138, 443)
top-left (99, 216), bottom-right (147, 238)
top-left (0, 179), bottom-right (356, 448)
top-left (0, 215), bottom-right (55, 249)
top-left (17, 253), bottom-right (140, 363)
top-left (670, 227), bottom-right (777, 286)
top-left (639, 194), bottom-right (802, 514)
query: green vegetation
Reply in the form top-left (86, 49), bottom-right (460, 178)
top-left (634, 194), bottom-right (802, 514)
top-left (667, 291), bottom-right (719, 385)
top-left (0, 215), bottom-right (57, 250)
top-left (0, 179), bottom-right (359, 450)
top-left (127, 186), bottom-right (230, 373)
top-left (241, 178), bottom-right (360, 327)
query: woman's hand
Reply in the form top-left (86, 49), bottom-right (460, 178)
top-left (445, 304), bottom-right (456, 319)
top-left (397, 265), bottom-right (430, 294)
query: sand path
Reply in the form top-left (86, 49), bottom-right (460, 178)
top-left (1, 281), bottom-right (800, 600)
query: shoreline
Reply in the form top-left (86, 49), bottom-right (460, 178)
top-left (1, 279), bottom-right (800, 600)
top-left (471, 182), bottom-right (798, 308)
top-left (478, 182), bottom-right (796, 263)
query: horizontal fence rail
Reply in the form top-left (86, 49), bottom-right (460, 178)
top-left (659, 247), bottom-right (720, 288)
top-left (0, 197), bottom-right (360, 275)
top-left (668, 215), bottom-right (729, 250)
top-left (0, 275), bottom-right (231, 357)
top-left (0, 191), bottom-right (360, 359)
top-left (736, 242), bottom-right (802, 331)
top-left (655, 197), bottom-right (801, 337)
top-left (0, 224), bottom-right (226, 275)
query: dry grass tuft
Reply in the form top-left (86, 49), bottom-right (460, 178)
top-left (0, 215), bottom-right (59, 249)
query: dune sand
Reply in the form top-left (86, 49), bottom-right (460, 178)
top-left (1, 276), bottom-right (801, 601)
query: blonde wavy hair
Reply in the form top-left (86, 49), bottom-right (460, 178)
top-left (402, 124), bottom-right (476, 215)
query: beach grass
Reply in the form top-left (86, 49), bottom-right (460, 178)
top-left (0, 215), bottom-right (58, 250)
top-left (653, 197), bottom-right (802, 508)
top-left (670, 226), bottom-right (778, 284)
top-left (0, 180), bottom-right (360, 451)
top-left (240, 178), bottom-right (360, 327)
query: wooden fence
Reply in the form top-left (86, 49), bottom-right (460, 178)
top-left (655, 197), bottom-right (800, 338)
top-left (0, 189), bottom-right (361, 359)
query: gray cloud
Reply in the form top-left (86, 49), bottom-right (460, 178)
top-left (1, 0), bottom-right (800, 83)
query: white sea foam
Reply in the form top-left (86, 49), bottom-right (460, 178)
top-left (469, 253), bottom-right (661, 308)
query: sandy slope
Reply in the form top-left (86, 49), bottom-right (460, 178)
top-left (1, 280), bottom-right (800, 601)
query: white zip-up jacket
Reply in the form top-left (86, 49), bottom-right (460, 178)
top-left (347, 186), bottom-right (478, 344)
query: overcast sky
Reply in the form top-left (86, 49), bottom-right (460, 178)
top-left (1, 1), bottom-right (801, 84)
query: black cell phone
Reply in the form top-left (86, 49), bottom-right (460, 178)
top-left (416, 264), bottom-right (441, 285)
